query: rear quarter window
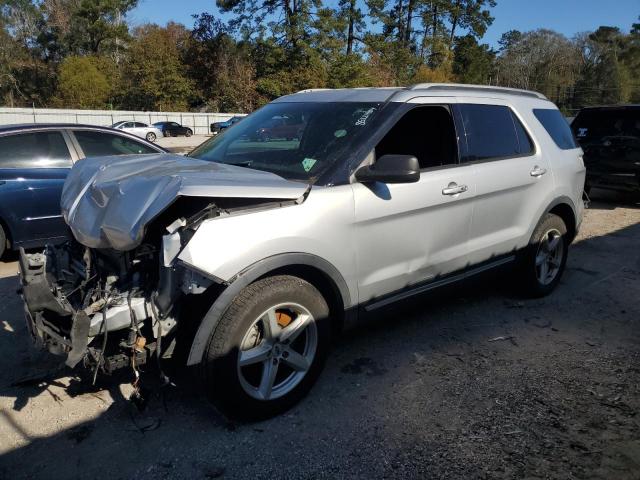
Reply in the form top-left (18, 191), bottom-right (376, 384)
top-left (533, 109), bottom-right (577, 150)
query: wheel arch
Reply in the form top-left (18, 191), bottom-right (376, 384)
top-left (185, 253), bottom-right (351, 366)
top-left (0, 214), bottom-right (14, 249)
top-left (546, 197), bottom-right (577, 243)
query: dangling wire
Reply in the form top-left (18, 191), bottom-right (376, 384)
top-left (92, 293), bottom-right (111, 385)
top-left (149, 299), bottom-right (172, 389)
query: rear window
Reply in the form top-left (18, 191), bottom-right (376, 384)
top-left (0, 131), bottom-right (72, 169)
top-left (571, 108), bottom-right (640, 143)
top-left (459, 104), bottom-right (533, 162)
top-left (533, 109), bottom-right (577, 150)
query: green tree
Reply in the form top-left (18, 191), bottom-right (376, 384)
top-left (574, 27), bottom-right (632, 107)
top-left (53, 55), bottom-right (111, 108)
top-left (66, 0), bottom-right (137, 55)
top-left (185, 13), bottom-right (258, 112)
top-left (620, 17), bottom-right (640, 102)
top-left (0, 0), bottom-right (58, 106)
top-left (453, 34), bottom-right (495, 84)
top-left (119, 23), bottom-right (193, 111)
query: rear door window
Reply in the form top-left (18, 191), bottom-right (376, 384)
top-left (459, 104), bottom-right (529, 162)
top-left (73, 130), bottom-right (157, 157)
top-left (534, 109), bottom-right (577, 150)
top-left (0, 131), bottom-right (72, 168)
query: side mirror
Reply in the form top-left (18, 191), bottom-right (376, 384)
top-left (355, 154), bottom-right (420, 184)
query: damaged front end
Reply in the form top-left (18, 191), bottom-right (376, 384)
top-left (18, 222), bottom-right (214, 375)
top-left (18, 153), bottom-right (309, 378)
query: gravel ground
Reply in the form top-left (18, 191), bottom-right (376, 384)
top-left (0, 191), bottom-right (639, 480)
top-left (155, 135), bottom-right (210, 155)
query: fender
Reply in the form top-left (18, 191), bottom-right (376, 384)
top-left (527, 195), bottom-right (579, 245)
top-left (545, 195), bottom-right (577, 216)
top-left (186, 252), bottom-right (352, 366)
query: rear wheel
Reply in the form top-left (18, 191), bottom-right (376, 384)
top-left (519, 213), bottom-right (568, 297)
top-left (203, 275), bottom-right (330, 420)
top-left (146, 132), bottom-right (157, 142)
top-left (0, 223), bottom-right (6, 259)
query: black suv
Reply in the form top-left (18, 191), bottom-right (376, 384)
top-left (571, 105), bottom-right (640, 194)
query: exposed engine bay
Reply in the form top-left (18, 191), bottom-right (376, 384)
top-left (18, 203), bottom-right (218, 380)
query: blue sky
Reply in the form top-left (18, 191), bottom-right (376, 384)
top-left (130, 0), bottom-right (639, 47)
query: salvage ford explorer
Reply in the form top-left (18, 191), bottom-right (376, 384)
top-left (19, 84), bottom-right (586, 420)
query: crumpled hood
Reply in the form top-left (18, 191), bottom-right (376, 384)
top-left (61, 153), bottom-right (308, 251)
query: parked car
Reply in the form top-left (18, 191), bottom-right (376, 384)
top-left (254, 114), bottom-right (305, 141)
top-left (19, 85), bottom-right (585, 420)
top-left (111, 121), bottom-right (163, 143)
top-left (153, 121), bottom-right (193, 137)
top-left (571, 105), bottom-right (640, 194)
top-left (210, 116), bottom-right (244, 135)
top-left (0, 124), bottom-right (165, 258)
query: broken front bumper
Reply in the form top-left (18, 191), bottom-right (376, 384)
top-left (18, 247), bottom-right (157, 369)
top-left (18, 241), bottom-right (215, 372)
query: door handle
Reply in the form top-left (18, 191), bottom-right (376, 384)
top-left (530, 166), bottom-right (547, 177)
top-left (442, 182), bottom-right (468, 196)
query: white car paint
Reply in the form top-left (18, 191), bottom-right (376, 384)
top-left (112, 121), bottom-right (163, 142)
top-left (178, 86), bottom-right (585, 313)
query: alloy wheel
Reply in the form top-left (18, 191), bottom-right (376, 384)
top-left (535, 228), bottom-right (564, 285)
top-left (237, 302), bottom-right (317, 401)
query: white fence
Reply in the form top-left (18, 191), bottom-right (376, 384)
top-left (0, 108), bottom-right (244, 136)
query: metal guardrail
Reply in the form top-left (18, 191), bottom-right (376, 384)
top-left (0, 108), bottom-right (246, 136)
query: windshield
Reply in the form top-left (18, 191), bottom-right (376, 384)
top-left (189, 102), bottom-right (382, 183)
top-left (111, 121), bottom-right (126, 128)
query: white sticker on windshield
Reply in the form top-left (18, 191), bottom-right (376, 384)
top-left (578, 128), bottom-right (588, 137)
top-left (355, 108), bottom-right (376, 126)
top-left (302, 158), bottom-right (317, 172)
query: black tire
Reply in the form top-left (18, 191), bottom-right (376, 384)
top-left (146, 132), bottom-right (157, 142)
top-left (185, 129), bottom-right (193, 137)
top-left (518, 213), bottom-right (568, 297)
top-left (203, 275), bottom-right (330, 420)
top-left (164, 130), bottom-right (172, 137)
top-left (0, 223), bottom-right (6, 259)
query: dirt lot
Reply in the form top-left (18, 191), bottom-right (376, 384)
top-left (1, 192), bottom-right (639, 480)
top-left (156, 135), bottom-right (210, 155)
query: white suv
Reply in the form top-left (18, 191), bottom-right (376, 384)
top-left (20, 84), bottom-right (585, 419)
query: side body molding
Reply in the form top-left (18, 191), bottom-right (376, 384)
top-left (186, 253), bottom-right (352, 366)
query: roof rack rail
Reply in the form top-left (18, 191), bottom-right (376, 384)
top-left (296, 88), bottom-right (332, 94)
top-left (408, 83), bottom-right (547, 100)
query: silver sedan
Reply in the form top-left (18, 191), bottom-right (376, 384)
top-left (111, 121), bottom-right (163, 143)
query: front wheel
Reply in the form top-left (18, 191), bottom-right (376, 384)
top-left (185, 129), bottom-right (192, 137)
top-left (518, 213), bottom-right (568, 297)
top-left (203, 275), bottom-right (330, 420)
top-left (146, 132), bottom-right (157, 142)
